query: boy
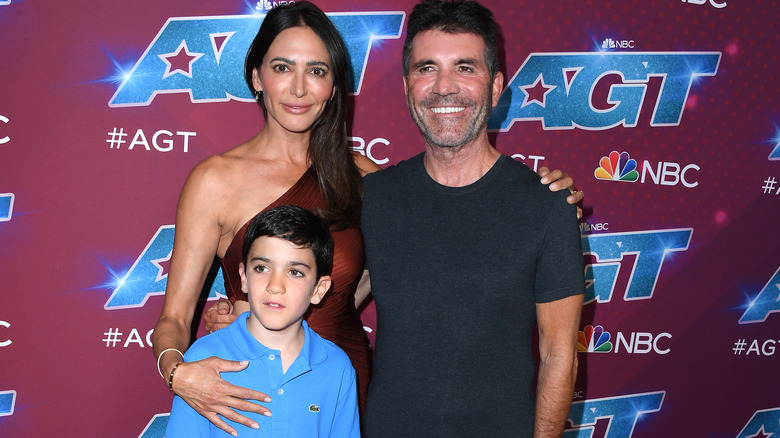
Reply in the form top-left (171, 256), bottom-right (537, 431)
top-left (166, 204), bottom-right (359, 437)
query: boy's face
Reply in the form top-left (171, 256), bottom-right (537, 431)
top-left (239, 236), bottom-right (331, 335)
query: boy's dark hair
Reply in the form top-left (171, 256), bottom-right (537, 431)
top-left (402, 0), bottom-right (499, 79)
top-left (242, 205), bottom-right (334, 279)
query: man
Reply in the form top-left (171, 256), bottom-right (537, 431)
top-left (360, 1), bottom-right (585, 436)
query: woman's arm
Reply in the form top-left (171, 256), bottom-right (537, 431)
top-left (353, 151), bottom-right (382, 176)
top-left (153, 161), bottom-right (222, 384)
top-left (354, 269), bottom-right (371, 309)
top-left (152, 161), bottom-right (270, 436)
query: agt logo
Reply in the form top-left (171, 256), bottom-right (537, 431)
top-left (681, 0), bottom-right (727, 9)
top-left (739, 266), bottom-right (780, 324)
top-left (0, 390), bottom-right (16, 417)
top-left (601, 38), bottom-right (635, 50)
top-left (104, 226), bottom-right (226, 309)
top-left (109, 13), bottom-right (405, 106)
top-left (737, 407), bottom-right (780, 438)
top-left (594, 150), bottom-right (700, 188)
top-left (488, 52), bottom-right (720, 131)
top-left (255, 1), bottom-right (295, 14)
top-left (139, 413), bottom-right (169, 438)
top-left (578, 324), bottom-right (672, 355)
top-left (583, 228), bottom-right (692, 304)
top-left (564, 391), bottom-right (665, 438)
top-left (0, 193), bottom-right (13, 222)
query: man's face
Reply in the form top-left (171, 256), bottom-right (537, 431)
top-left (403, 30), bottom-right (502, 150)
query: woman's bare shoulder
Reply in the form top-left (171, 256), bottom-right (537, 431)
top-left (182, 145), bottom-right (254, 199)
top-left (185, 155), bottom-right (228, 191)
top-left (194, 141), bottom-right (260, 179)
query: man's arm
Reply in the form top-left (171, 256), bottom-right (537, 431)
top-left (534, 294), bottom-right (583, 437)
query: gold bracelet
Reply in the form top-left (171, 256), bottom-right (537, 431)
top-left (157, 348), bottom-right (184, 379)
top-left (168, 361), bottom-right (183, 393)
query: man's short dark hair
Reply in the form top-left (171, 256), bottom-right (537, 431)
top-left (402, 0), bottom-right (500, 79)
top-left (242, 205), bottom-right (334, 279)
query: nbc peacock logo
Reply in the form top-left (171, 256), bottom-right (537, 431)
top-left (594, 151), bottom-right (639, 182)
top-left (577, 325), bottom-right (614, 353)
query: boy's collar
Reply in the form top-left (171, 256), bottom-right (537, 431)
top-left (228, 313), bottom-right (328, 365)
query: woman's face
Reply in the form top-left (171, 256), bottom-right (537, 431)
top-left (253, 26), bottom-right (335, 135)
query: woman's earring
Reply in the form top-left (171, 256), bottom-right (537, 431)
top-left (253, 90), bottom-right (262, 100)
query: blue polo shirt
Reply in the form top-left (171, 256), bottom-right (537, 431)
top-left (166, 313), bottom-right (359, 437)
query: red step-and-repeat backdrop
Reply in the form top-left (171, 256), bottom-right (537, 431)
top-left (1, 0), bottom-right (778, 436)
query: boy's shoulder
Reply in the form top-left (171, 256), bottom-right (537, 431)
top-left (304, 323), bottom-right (354, 371)
top-left (183, 318), bottom-right (244, 362)
top-left (319, 336), bottom-right (353, 365)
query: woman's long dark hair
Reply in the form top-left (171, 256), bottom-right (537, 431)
top-left (244, 1), bottom-right (363, 228)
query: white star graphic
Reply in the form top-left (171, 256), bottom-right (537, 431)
top-left (150, 251), bottom-right (173, 282)
top-left (158, 41), bottom-right (204, 79)
top-left (519, 74), bottom-right (557, 108)
top-left (745, 425), bottom-right (773, 438)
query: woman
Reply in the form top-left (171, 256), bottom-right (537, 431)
top-left (153, 2), bottom-right (581, 435)
top-left (152, 3), bottom-right (377, 435)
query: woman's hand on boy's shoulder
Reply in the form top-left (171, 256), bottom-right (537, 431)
top-left (204, 299), bottom-right (237, 333)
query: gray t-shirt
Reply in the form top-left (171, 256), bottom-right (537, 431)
top-left (362, 153), bottom-right (584, 437)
